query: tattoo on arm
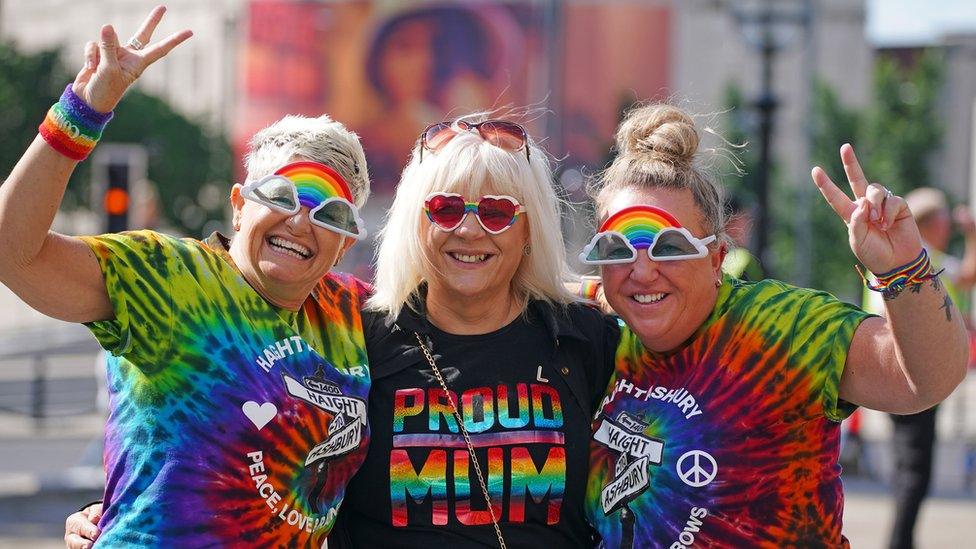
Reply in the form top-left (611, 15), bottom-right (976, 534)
top-left (931, 276), bottom-right (943, 293)
top-left (941, 294), bottom-right (953, 322)
top-left (909, 283), bottom-right (922, 294)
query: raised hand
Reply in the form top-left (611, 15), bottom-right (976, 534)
top-left (71, 5), bottom-right (192, 113)
top-left (811, 143), bottom-right (923, 274)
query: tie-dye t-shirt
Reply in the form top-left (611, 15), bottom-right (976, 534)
top-left (585, 276), bottom-right (871, 548)
top-left (80, 231), bottom-right (370, 547)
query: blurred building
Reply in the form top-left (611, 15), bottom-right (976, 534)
top-left (11, 1), bottom-right (974, 207)
top-left (939, 33), bottom-right (976, 203)
top-left (675, 0), bottom-right (872, 196)
top-left (0, 0), bottom-right (872, 184)
top-left (0, 0), bottom-right (242, 130)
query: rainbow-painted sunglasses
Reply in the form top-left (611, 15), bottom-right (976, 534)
top-left (580, 205), bottom-right (715, 264)
top-left (240, 161), bottom-right (366, 240)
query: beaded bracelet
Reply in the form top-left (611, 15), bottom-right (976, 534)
top-left (858, 249), bottom-right (943, 300)
top-left (38, 84), bottom-right (113, 161)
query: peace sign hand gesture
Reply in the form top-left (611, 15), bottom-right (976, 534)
top-left (811, 144), bottom-right (923, 274)
top-left (71, 6), bottom-right (192, 113)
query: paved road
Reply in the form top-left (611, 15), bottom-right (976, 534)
top-left (843, 480), bottom-right (976, 548)
top-left (0, 484), bottom-right (973, 548)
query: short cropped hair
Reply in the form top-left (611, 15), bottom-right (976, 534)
top-left (244, 114), bottom-right (370, 208)
top-left (367, 117), bottom-right (575, 319)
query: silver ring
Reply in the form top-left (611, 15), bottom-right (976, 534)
top-left (126, 37), bottom-right (144, 50)
top-left (884, 187), bottom-right (894, 199)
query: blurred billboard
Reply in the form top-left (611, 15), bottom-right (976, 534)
top-left (235, 0), bottom-right (672, 194)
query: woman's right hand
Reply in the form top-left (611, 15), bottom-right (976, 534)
top-left (64, 502), bottom-right (102, 549)
top-left (71, 5), bottom-right (192, 113)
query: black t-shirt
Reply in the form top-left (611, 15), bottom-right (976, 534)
top-left (340, 309), bottom-right (595, 547)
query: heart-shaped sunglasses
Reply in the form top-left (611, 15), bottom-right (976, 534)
top-left (424, 192), bottom-right (525, 234)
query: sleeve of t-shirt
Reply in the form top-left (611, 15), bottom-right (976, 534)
top-left (351, 276), bottom-right (375, 310)
top-left (788, 288), bottom-right (873, 422)
top-left (78, 230), bottom-right (176, 363)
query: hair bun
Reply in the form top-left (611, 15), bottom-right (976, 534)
top-left (616, 104), bottom-right (699, 165)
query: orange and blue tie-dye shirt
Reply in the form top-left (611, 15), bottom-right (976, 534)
top-left (585, 276), bottom-right (871, 548)
top-left (81, 231), bottom-right (370, 547)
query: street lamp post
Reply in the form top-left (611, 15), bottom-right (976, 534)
top-left (755, 30), bottom-right (777, 273)
top-left (730, 0), bottom-right (811, 274)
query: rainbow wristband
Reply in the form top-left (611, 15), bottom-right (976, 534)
top-left (579, 276), bottom-right (602, 301)
top-left (38, 84), bottom-right (113, 161)
top-left (859, 249), bottom-right (943, 300)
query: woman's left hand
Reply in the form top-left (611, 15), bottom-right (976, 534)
top-left (72, 6), bottom-right (192, 113)
top-left (811, 143), bottom-right (923, 274)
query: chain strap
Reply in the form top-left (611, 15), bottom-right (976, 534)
top-left (413, 332), bottom-right (507, 549)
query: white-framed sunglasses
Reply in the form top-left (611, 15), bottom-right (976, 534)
top-left (579, 228), bottom-right (716, 265)
top-left (240, 172), bottom-right (366, 241)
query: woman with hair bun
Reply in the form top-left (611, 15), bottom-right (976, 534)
top-left (581, 104), bottom-right (968, 547)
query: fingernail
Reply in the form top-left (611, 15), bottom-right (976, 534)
top-left (870, 208), bottom-right (879, 221)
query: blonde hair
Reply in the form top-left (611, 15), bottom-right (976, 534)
top-left (244, 114), bottom-right (370, 208)
top-left (593, 104), bottom-right (727, 243)
top-left (367, 117), bottom-right (576, 320)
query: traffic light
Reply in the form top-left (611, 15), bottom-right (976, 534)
top-left (104, 161), bottom-right (130, 232)
top-left (91, 145), bottom-right (147, 233)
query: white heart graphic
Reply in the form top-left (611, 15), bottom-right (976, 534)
top-left (242, 401), bottom-right (277, 430)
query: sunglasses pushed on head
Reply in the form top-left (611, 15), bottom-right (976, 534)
top-left (420, 119), bottom-right (530, 163)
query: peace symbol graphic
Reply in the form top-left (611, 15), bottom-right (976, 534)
top-left (676, 450), bottom-right (718, 487)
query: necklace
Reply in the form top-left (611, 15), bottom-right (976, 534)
top-left (413, 332), bottom-right (508, 549)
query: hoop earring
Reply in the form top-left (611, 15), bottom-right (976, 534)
top-left (523, 245), bottom-right (532, 256)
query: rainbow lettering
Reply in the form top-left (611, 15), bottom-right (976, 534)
top-left (388, 383), bottom-right (567, 527)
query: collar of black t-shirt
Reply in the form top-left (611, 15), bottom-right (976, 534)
top-left (391, 289), bottom-right (589, 345)
top-left (364, 289), bottom-right (592, 382)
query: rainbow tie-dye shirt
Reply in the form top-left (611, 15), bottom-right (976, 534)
top-left (585, 276), bottom-right (870, 548)
top-left (81, 231), bottom-right (370, 547)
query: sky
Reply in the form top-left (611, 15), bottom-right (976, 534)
top-left (867, 0), bottom-right (976, 46)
